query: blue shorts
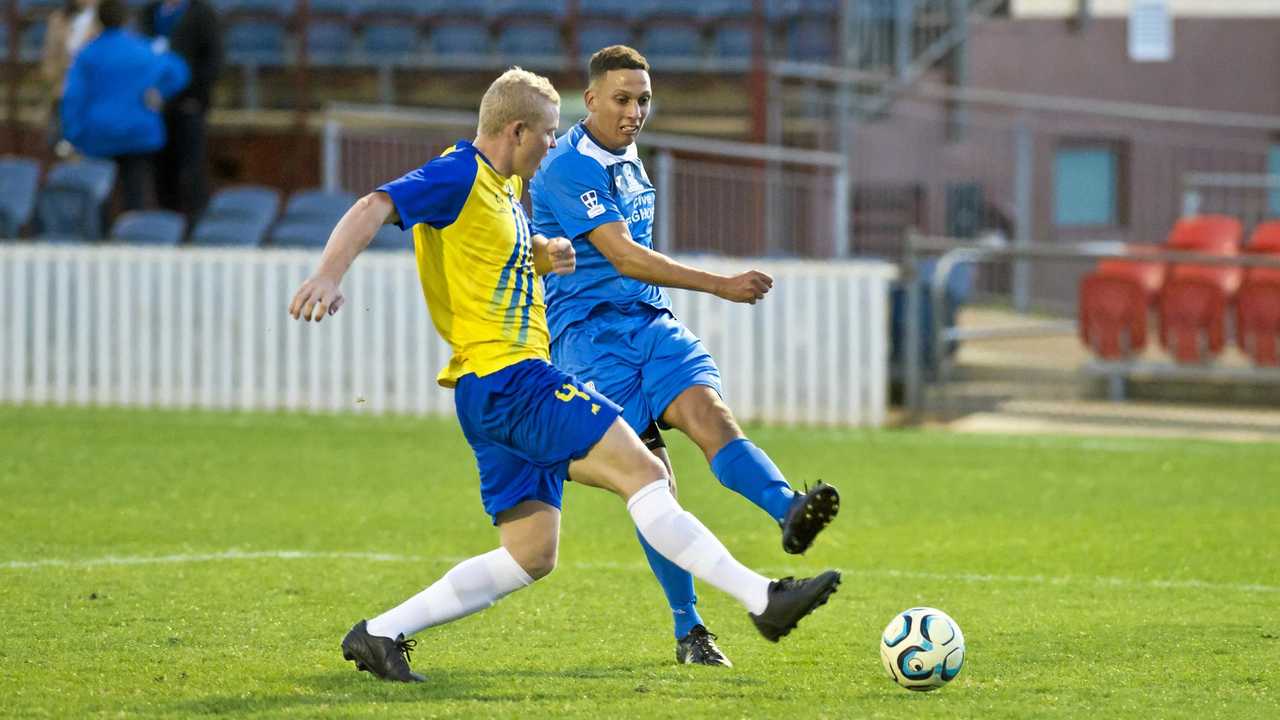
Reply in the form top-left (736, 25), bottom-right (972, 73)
top-left (550, 304), bottom-right (722, 436)
top-left (454, 359), bottom-right (622, 524)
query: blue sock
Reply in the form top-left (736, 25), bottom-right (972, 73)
top-left (635, 528), bottom-right (702, 639)
top-left (710, 438), bottom-right (796, 523)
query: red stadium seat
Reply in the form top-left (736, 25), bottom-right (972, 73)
top-left (1156, 216), bottom-right (1245, 364)
top-left (1235, 279), bottom-right (1280, 367)
top-left (1235, 222), bottom-right (1280, 366)
top-left (1079, 273), bottom-right (1150, 360)
top-left (1166, 214), bottom-right (1243, 255)
top-left (1078, 244), bottom-right (1164, 360)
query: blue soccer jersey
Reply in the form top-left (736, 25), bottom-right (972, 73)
top-left (530, 122), bottom-right (670, 339)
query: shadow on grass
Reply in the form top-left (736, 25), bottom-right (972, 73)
top-left (162, 662), bottom-right (768, 715)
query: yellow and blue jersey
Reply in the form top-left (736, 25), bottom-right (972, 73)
top-left (379, 140), bottom-right (549, 387)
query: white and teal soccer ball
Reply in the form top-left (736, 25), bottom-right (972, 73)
top-left (879, 607), bottom-right (965, 691)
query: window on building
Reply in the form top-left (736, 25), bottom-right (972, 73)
top-left (1054, 143), bottom-right (1125, 228)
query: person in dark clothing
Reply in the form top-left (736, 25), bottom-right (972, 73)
top-left (139, 0), bottom-right (222, 221)
top-left (61, 0), bottom-right (190, 211)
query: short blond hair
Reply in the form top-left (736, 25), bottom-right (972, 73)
top-left (477, 67), bottom-right (561, 136)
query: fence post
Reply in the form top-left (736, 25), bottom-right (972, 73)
top-left (895, 0), bottom-right (914, 81)
top-left (323, 114), bottom-right (341, 194)
top-left (654, 149), bottom-right (674, 253)
top-left (1013, 118), bottom-right (1033, 313)
top-left (904, 230), bottom-right (924, 423)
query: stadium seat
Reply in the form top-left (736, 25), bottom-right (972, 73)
top-left (268, 219), bottom-right (332, 248)
top-left (19, 19), bottom-right (45, 62)
top-left (356, 0), bottom-right (424, 21)
top-left (794, 0), bottom-right (837, 19)
top-left (190, 218), bottom-right (269, 247)
top-left (488, 0), bottom-right (568, 21)
top-left (786, 17), bottom-right (835, 62)
top-left (225, 0), bottom-right (295, 19)
top-left (0, 156), bottom-right (40, 238)
top-left (109, 210), bottom-right (187, 246)
top-left (420, 0), bottom-right (486, 20)
top-left (308, 0), bottom-right (350, 18)
top-left (36, 158), bottom-right (117, 240)
top-left (1157, 216), bottom-right (1245, 364)
top-left (577, 22), bottom-right (634, 59)
top-left (362, 23), bottom-right (419, 61)
top-left (429, 20), bottom-right (492, 59)
top-left (226, 20), bottom-right (287, 66)
top-left (640, 23), bottom-right (704, 63)
top-left (1235, 221), bottom-right (1280, 366)
top-left (641, 0), bottom-right (701, 22)
top-left (283, 188), bottom-right (356, 225)
top-left (367, 222), bottom-right (408, 251)
top-left (699, 0), bottom-right (754, 22)
top-left (305, 21), bottom-right (354, 64)
top-left (496, 20), bottom-right (562, 60)
top-left (711, 25), bottom-right (754, 61)
top-left (578, 0), bottom-right (636, 23)
top-left (204, 185), bottom-right (282, 228)
top-left (1078, 244), bottom-right (1165, 361)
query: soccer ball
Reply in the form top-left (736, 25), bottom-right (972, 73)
top-left (879, 607), bottom-right (965, 691)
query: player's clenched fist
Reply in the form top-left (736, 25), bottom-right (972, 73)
top-left (547, 236), bottom-right (575, 275)
top-left (289, 275), bottom-right (346, 322)
top-left (715, 270), bottom-right (773, 304)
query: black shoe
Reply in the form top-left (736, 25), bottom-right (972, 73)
top-left (676, 625), bottom-right (733, 667)
top-left (749, 570), bottom-right (841, 642)
top-left (341, 620), bottom-right (425, 682)
top-left (780, 481), bottom-right (840, 555)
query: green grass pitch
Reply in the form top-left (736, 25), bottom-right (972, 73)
top-left (1, 406), bottom-right (1277, 718)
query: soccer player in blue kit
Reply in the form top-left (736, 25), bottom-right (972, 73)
top-left (531, 47), bottom-right (841, 667)
top-left (288, 68), bottom-right (840, 682)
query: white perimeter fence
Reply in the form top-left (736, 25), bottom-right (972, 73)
top-left (0, 246), bottom-right (897, 427)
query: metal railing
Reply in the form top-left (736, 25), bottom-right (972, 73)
top-left (902, 233), bottom-right (1280, 423)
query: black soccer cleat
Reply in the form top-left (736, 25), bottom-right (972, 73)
top-left (676, 625), bottom-right (733, 668)
top-left (780, 481), bottom-right (840, 555)
top-left (749, 570), bottom-right (841, 643)
top-left (341, 620), bottom-right (425, 682)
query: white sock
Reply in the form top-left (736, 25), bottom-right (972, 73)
top-left (627, 480), bottom-right (771, 615)
top-left (365, 547), bottom-right (534, 640)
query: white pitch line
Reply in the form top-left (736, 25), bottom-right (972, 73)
top-left (1, 550), bottom-right (1276, 595)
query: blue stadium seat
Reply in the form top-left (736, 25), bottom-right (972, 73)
top-left (36, 159), bottom-right (117, 240)
top-left (795, 0), bottom-right (837, 19)
top-left (367, 223), bottom-right (408, 251)
top-left (283, 189), bottom-right (356, 225)
top-left (786, 17), bottom-right (834, 62)
top-left (355, 0), bottom-right (423, 21)
top-left (420, 0), bottom-right (486, 20)
top-left (0, 156), bottom-right (40, 238)
top-left (641, 0), bottom-right (701, 22)
top-left (308, 0), bottom-right (351, 17)
top-left (578, 0), bottom-right (635, 22)
top-left (363, 23), bottom-right (418, 61)
top-left (109, 210), bottom-right (187, 246)
top-left (699, 0), bottom-right (753, 22)
top-left (17, 0), bottom-right (60, 15)
top-left (305, 21), bottom-right (354, 64)
top-left (204, 185), bottom-right (281, 228)
top-left (489, 0), bottom-right (567, 20)
top-left (429, 20), bottom-right (491, 58)
top-left (225, 0), bottom-right (296, 18)
top-left (711, 25), bottom-right (753, 61)
top-left (496, 20), bottom-right (561, 59)
top-left (268, 219), bottom-right (332, 248)
top-left (577, 22), bottom-right (633, 59)
top-left (640, 24), bottom-right (704, 62)
top-left (20, 20), bottom-right (45, 62)
top-left (190, 218), bottom-right (269, 246)
top-left (226, 20), bottom-right (287, 66)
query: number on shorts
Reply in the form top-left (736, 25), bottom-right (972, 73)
top-left (555, 383), bottom-right (601, 415)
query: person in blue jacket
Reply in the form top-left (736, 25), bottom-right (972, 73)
top-left (60, 0), bottom-right (189, 211)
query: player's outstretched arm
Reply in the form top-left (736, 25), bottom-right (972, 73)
top-left (587, 221), bottom-right (773, 304)
top-left (531, 234), bottom-right (576, 276)
top-left (289, 191), bottom-right (399, 322)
